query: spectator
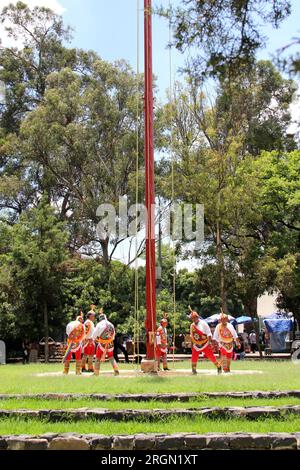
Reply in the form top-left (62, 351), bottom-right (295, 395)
top-left (242, 332), bottom-right (250, 352)
top-left (236, 335), bottom-right (245, 360)
top-left (22, 338), bottom-right (30, 364)
top-left (249, 331), bottom-right (257, 353)
top-left (260, 329), bottom-right (266, 348)
top-left (114, 333), bottom-right (129, 363)
top-left (29, 341), bottom-right (39, 363)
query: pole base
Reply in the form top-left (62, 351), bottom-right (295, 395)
top-left (141, 359), bottom-right (158, 374)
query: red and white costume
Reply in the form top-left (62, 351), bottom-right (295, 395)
top-left (63, 318), bottom-right (85, 375)
top-left (190, 320), bottom-right (218, 365)
top-left (93, 318), bottom-right (115, 360)
top-left (156, 322), bottom-right (169, 370)
top-left (82, 319), bottom-right (95, 356)
top-left (213, 322), bottom-right (238, 359)
top-left (65, 320), bottom-right (84, 361)
top-left (92, 314), bottom-right (119, 375)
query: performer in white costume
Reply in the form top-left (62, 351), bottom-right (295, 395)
top-left (92, 309), bottom-right (119, 376)
top-left (213, 312), bottom-right (240, 373)
top-left (63, 315), bottom-right (85, 375)
top-left (81, 306), bottom-right (96, 373)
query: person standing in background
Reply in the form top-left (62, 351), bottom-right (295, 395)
top-left (249, 331), bottom-right (257, 353)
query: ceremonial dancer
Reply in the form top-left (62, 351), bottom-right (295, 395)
top-left (92, 309), bottom-right (119, 376)
top-left (189, 310), bottom-right (222, 375)
top-left (156, 315), bottom-right (170, 371)
top-left (63, 315), bottom-right (85, 375)
top-left (213, 312), bottom-right (240, 373)
top-left (81, 305), bottom-right (96, 373)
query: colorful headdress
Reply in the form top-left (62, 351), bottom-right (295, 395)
top-left (220, 311), bottom-right (228, 321)
top-left (98, 307), bottom-right (106, 322)
top-left (188, 306), bottom-right (199, 321)
top-left (86, 310), bottom-right (96, 319)
top-left (160, 312), bottom-right (168, 325)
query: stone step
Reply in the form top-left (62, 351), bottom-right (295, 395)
top-left (0, 432), bottom-right (299, 450)
top-left (1, 405), bottom-right (300, 421)
top-left (0, 390), bottom-right (300, 401)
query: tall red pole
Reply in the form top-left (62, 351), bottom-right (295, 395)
top-left (144, 0), bottom-right (156, 361)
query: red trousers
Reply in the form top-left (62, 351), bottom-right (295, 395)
top-left (82, 341), bottom-right (95, 356)
top-left (192, 344), bottom-right (217, 364)
top-left (156, 346), bottom-right (167, 362)
top-left (220, 346), bottom-right (233, 359)
top-left (96, 343), bottom-right (114, 360)
top-left (66, 345), bottom-right (82, 361)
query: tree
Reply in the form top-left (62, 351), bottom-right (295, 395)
top-left (0, 198), bottom-right (68, 361)
top-left (241, 150), bottom-right (300, 324)
top-left (0, 1), bottom-right (75, 133)
top-left (18, 61), bottom-right (144, 266)
top-left (157, 59), bottom-right (296, 316)
top-left (168, 0), bottom-right (291, 79)
top-left (0, 2), bottom-right (78, 222)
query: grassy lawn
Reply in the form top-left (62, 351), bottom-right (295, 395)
top-left (0, 416), bottom-right (300, 435)
top-left (0, 361), bottom-right (300, 394)
top-left (0, 396), bottom-right (300, 410)
top-left (1, 361), bottom-right (300, 436)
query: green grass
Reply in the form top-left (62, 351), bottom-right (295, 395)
top-left (0, 416), bottom-right (300, 435)
top-left (0, 361), bottom-right (300, 394)
top-left (0, 396), bottom-right (300, 410)
top-left (1, 361), bottom-right (300, 435)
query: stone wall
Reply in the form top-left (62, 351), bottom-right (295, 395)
top-left (0, 390), bottom-right (300, 402)
top-left (1, 405), bottom-right (300, 421)
top-left (0, 432), bottom-right (299, 450)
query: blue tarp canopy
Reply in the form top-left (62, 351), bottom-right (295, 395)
top-left (263, 317), bottom-right (293, 333)
top-left (204, 314), bottom-right (237, 326)
top-left (263, 313), bottom-right (294, 352)
top-left (236, 316), bottom-right (254, 325)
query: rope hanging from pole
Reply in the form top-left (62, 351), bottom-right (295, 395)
top-left (134, 0), bottom-right (140, 371)
top-left (168, 0), bottom-right (177, 369)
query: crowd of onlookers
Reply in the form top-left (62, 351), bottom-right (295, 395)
top-left (232, 329), bottom-right (271, 359)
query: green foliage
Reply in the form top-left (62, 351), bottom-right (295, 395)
top-left (0, 1), bottom-right (300, 349)
top-left (0, 198), bottom-right (68, 341)
top-left (0, 1), bottom-right (75, 133)
top-left (168, 0), bottom-right (291, 79)
top-left (61, 258), bottom-right (136, 332)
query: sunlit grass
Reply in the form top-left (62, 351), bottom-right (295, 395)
top-left (0, 396), bottom-right (300, 410)
top-left (0, 361), bottom-right (300, 394)
top-left (0, 416), bottom-right (300, 435)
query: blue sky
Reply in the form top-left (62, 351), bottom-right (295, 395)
top-left (1, 0), bottom-right (299, 98)
top-left (1, 0), bottom-right (299, 266)
top-left (61, 0), bottom-right (300, 99)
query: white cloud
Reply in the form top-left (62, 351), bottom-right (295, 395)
top-left (0, 0), bottom-right (66, 48)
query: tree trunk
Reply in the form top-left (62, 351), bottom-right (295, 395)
top-left (43, 299), bottom-right (49, 363)
top-left (243, 295), bottom-right (263, 359)
top-left (100, 238), bottom-right (110, 267)
top-left (216, 217), bottom-right (227, 313)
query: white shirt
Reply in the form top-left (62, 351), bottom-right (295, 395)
top-left (92, 319), bottom-right (115, 341)
top-left (66, 320), bottom-right (81, 337)
top-left (84, 319), bottom-right (95, 339)
top-left (192, 319), bottom-right (213, 337)
top-left (156, 326), bottom-right (167, 345)
top-left (249, 332), bottom-right (257, 344)
top-left (213, 323), bottom-right (238, 343)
